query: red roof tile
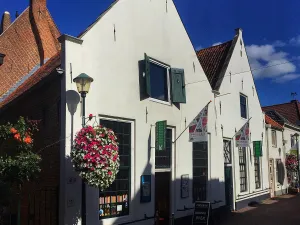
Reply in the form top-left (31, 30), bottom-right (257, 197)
top-left (262, 101), bottom-right (300, 126)
top-left (196, 41), bottom-right (233, 90)
top-left (0, 3), bottom-right (60, 98)
top-left (0, 52), bottom-right (60, 109)
top-left (265, 114), bottom-right (283, 130)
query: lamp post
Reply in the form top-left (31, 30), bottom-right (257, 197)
top-left (73, 73), bottom-right (94, 225)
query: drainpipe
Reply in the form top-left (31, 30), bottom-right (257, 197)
top-left (265, 124), bottom-right (271, 195)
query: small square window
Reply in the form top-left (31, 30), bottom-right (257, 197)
top-left (149, 61), bottom-right (169, 102)
top-left (240, 94), bottom-right (248, 119)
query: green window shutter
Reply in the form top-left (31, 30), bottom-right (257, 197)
top-left (253, 141), bottom-right (262, 157)
top-left (171, 68), bottom-right (186, 103)
top-left (145, 53), bottom-right (151, 96)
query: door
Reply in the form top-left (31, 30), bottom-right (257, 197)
top-left (155, 172), bottom-right (171, 225)
top-left (224, 166), bottom-right (233, 210)
top-left (269, 159), bottom-right (275, 198)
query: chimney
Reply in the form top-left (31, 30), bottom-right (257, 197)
top-left (30, 0), bottom-right (47, 11)
top-left (1, 11), bottom-right (11, 34)
top-left (235, 28), bottom-right (243, 36)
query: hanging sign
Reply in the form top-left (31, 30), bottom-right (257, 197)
top-left (156, 121), bottom-right (167, 151)
top-left (192, 201), bottom-right (211, 225)
top-left (189, 103), bottom-right (209, 142)
top-left (253, 141), bottom-right (262, 157)
top-left (235, 121), bottom-right (250, 147)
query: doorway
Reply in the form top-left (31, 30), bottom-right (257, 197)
top-left (224, 166), bottom-right (233, 210)
top-left (155, 172), bottom-right (171, 225)
top-left (269, 159), bottom-right (275, 198)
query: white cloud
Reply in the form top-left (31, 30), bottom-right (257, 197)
top-left (195, 45), bottom-right (203, 51)
top-left (290, 35), bottom-right (300, 46)
top-left (246, 44), bottom-right (297, 81)
top-left (273, 40), bottom-right (286, 47)
top-left (212, 42), bottom-right (222, 46)
top-left (274, 74), bottom-right (300, 83)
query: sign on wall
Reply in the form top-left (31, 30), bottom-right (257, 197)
top-left (253, 141), bottom-right (262, 157)
top-left (140, 175), bottom-right (151, 203)
top-left (156, 121), bottom-right (167, 151)
top-left (192, 201), bottom-right (211, 225)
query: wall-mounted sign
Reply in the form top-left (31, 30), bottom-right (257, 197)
top-left (192, 201), bottom-right (211, 225)
top-left (235, 121), bottom-right (250, 148)
top-left (181, 174), bottom-right (189, 198)
top-left (189, 103), bottom-right (209, 142)
top-left (253, 141), bottom-right (262, 157)
top-left (140, 175), bottom-right (151, 203)
top-left (156, 121), bottom-right (167, 151)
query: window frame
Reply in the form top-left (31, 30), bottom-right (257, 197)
top-left (155, 128), bottom-right (172, 169)
top-left (272, 130), bottom-right (277, 147)
top-left (240, 94), bottom-right (248, 119)
top-left (98, 116), bottom-right (135, 220)
top-left (148, 58), bottom-right (171, 105)
top-left (192, 142), bottom-right (208, 202)
top-left (239, 147), bottom-right (247, 192)
top-left (254, 157), bottom-right (261, 189)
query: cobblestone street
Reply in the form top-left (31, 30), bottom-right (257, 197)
top-left (220, 194), bottom-right (300, 225)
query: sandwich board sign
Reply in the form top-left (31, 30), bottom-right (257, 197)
top-left (192, 201), bottom-right (211, 225)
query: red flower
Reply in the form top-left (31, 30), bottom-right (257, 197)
top-left (10, 127), bottom-right (18, 134)
top-left (108, 171), bottom-right (112, 176)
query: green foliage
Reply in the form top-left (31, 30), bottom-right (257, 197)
top-left (0, 152), bottom-right (41, 185)
top-left (0, 116), bottom-right (41, 187)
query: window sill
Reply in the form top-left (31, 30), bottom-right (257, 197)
top-left (99, 215), bottom-right (131, 224)
top-left (149, 98), bottom-right (171, 106)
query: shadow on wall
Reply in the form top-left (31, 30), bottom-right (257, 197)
top-left (64, 91), bottom-right (228, 225)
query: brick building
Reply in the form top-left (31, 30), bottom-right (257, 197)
top-left (0, 0), bottom-right (60, 224)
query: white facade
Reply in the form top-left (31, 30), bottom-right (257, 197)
top-left (265, 124), bottom-right (287, 196)
top-left (59, 1), bottom-right (224, 225)
top-left (213, 29), bottom-right (269, 210)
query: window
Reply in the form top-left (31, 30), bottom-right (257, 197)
top-left (144, 54), bottom-right (186, 103)
top-left (272, 130), bottom-right (277, 147)
top-left (149, 61), bottom-right (169, 102)
top-left (99, 120), bottom-right (131, 219)
top-left (254, 157), bottom-right (261, 189)
top-left (239, 147), bottom-right (247, 192)
top-left (240, 94), bottom-right (247, 119)
top-left (155, 129), bottom-right (172, 169)
top-left (223, 140), bottom-right (231, 164)
top-left (193, 142), bottom-right (208, 202)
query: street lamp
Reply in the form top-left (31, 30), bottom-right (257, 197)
top-left (73, 73), bottom-right (94, 225)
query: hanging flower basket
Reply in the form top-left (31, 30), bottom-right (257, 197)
top-left (71, 125), bottom-right (119, 191)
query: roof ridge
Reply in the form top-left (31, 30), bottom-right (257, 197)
top-left (196, 40), bottom-right (233, 53)
top-left (263, 101), bottom-right (297, 108)
top-left (0, 7), bottom-right (29, 37)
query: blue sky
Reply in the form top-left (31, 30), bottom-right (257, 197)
top-left (3, 0), bottom-right (300, 106)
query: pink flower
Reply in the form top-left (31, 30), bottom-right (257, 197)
top-left (108, 171), bottom-right (112, 176)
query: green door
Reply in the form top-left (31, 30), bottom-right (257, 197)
top-left (224, 166), bottom-right (233, 210)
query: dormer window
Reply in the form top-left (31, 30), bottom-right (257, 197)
top-left (0, 53), bottom-right (5, 65)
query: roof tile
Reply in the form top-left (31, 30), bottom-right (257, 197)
top-left (196, 41), bottom-right (232, 89)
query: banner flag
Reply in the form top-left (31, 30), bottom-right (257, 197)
top-left (189, 103), bottom-right (210, 142)
top-left (235, 121), bottom-right (250, 147)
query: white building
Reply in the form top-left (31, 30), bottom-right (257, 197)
top-left (263, 102), bottom-right (300, 194)
top-left (265, 114), bottom-right (287, 197)
top-left (58, 0), bottom-right (225, 224)
top-left (197, 29), bottom-right (269, 210)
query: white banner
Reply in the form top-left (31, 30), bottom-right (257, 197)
top-left (235, 121), bottom-right (250, 147)
top-left (189, 103), bottom-right (209, 142)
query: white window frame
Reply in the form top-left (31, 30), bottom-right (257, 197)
top-left (98, 115), bottom-right (135, 224)
top-left (272, 130), bottom-right (277, 147)
top-left (148, 58), bottom-right (171, 106)
top-left (240, 93), bottom-right (248, 119)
